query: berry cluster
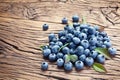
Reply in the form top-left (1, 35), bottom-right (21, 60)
top-left (41, 15), bottom-right (116, 71)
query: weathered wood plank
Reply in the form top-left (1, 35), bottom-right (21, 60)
top-left (0, 0), bottom-right (120, 80)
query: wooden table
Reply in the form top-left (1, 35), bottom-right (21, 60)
top-left (0, 0), bottom-right (120, 80)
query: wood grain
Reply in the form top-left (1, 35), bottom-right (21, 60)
top-left (0, 0), bottom-right (120, 80)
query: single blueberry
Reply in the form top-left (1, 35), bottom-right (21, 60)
top-left (108, 47), bottom-right (117, 56)
top-left (43, 49), bottom-right (51, 57)
top-left (79, 54), bottom-right (86, 61)
top-left (96, 54), bottom-right (105, 64)
top-left (81, 40), bottom-right (89, 49)
top-left (49, 53), bottom-right (57, 62)
top-left (73, 37), bottom-right (81, 45)
top-left (75, 60), bottom-right (84, 70)
top-left (57, 52), bottom-right (64, 59)
top-left (72, 15), bottom-right (79, 22)
top-left (62, 17), bottom-right (68, 24)
top-left (41, 62), bottom-right (48, 70)
top-left (57, 58), bottom-right (64, 67)
top-left (85, 57), bottom-right (94, 66)
top-left (64, 62), bottom-right (73, 71)
top-left (78, 33), bottom-right (87, 40)
top-left (43, 24), bottom-right (49, 31)
top-left (62, 47), bottom-right (70, 54)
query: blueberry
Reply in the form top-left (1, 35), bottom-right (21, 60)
top-left (73, 37), bottom-right (80, 45)
top-left (88, 26), bottom-right (96, 35)
top-left (79, 54), bottom-right (86, 61)
top-left (97, 54), bottom-right (105, 64)
top-left (75, 61), bottom-right (84, 70)
top-left (78, 33), bottom-right (87, 40)
top-left (104, 41), bottom-right (112, 48)
top-left (57, 52), bottom-right (64, 59)
top-left (49, 42), bottom-right (55, 46)
top-left (43, 24), bottom-right (49, 31)
top-left (74, 30), bottom-right (80, 37)
top-left (73, 23), bottom-right (80, 28)
top-left (101, 45), bottom-right (107, 48)
top-left (64, 62), bottom-right (73, 71)
top-left (66, 33), bottom-right (74, 42)
top-left (43, 49), bottom-right (51, 57)
top-left (89, 37), bottom-right (97, 46)
top-left (75, 26), bottom-right (80, 31)
top-left (55, 41), bottom-right (63, 47)
top-left (48, 33), bottom-right (56, 42)
top-left (62, 17), bottom-right (68, 24)
top-left (89, 51), bottom-right (98, 59)
top-left (57, 58), bottom-right (64, 67)
top-left (80, 24), bottom-right (89, 29)
top-left (99, 31), bottom-right (107, 37)
top-left (41, 62), bottom-right (48, 70)
top-left (51, 45), bottom-right (60, 53)
top-left (97, 35), bottom-right (103, 41)
top-left (81, 40), bottom-right (89, 49)
top-left (67, 26), bottom-right (74, 34)
top-left (72, 15), bottom-right (79, 22)
top-left (84, 49), bottom-right (90, 56)
top-left (70, 49), bottom-right (75, 54)
top-left (95, 31), bottom-right (99, 36)
top-left (68, 42), bottom-right (76, 49)
top-left (89, 45), bottom-right (96, 51)
top-left (62, 47), bottom-right (70, 54)
top-left (60, 36), bottom-right (66, 43)
top-left (75, 46), bottom-right (84, 56)
top-left (96, 41), bottom-right (103, 47)
top-left (58, 31), bottom-right (66, 38)
top-left (52, 37), bottom-right (58, 42)
top-left (49, 53), bottom-right (57, 62)
top-left (103, 36), bottom-right (110, 41)
top-left (94, 25), bottom-right (100, 31)
top-left (108, 47), bottom-right (117, 56)
top-left (85, 57), bottom-right (94, 66)
top-left (81, 29), bottom-right (88, 34)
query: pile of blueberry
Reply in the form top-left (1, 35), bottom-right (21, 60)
top-left (41, 15), bottom-right (116, 71)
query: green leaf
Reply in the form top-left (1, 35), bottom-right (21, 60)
top-left (40, 45), bottom-right (44, 51)
top-left (65, 54), bottom-right (71, 63)
top-left (59, 43), bottom-right (70, 51)
top-left (95, 47), bottom-right (111, 59)
top-left (92, 62), bottom-right (107, 73)
top-left (82, 16), bottom-right (87, 24)
top-left (70, 54), bottom-right (78, 62)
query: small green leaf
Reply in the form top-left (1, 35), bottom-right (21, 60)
top-left (40, 45), bottom-right (44, 51)
top-left (95, 47), bottom-right (111, 59)
top-left (92, 62), bottom-right (107, 73)
top-left (70, 54), bottom-right (78, 62)
top-left (82, 16), bottom-right (87, 24)
top-left (59, 43), bottom-right (70, 51)
top-left (65, 54), bottom-right (71, 63)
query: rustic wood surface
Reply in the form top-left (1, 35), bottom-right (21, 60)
top-left (0, 0), bottom-right (120, 80)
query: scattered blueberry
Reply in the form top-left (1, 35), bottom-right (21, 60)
top-left (72, 15), bottom-right (79, 22)
top-left (43, 24), bottom-right (49, 31)
top-left (62, 17), bottom-right (68, 24)
top-left (108, 47), bottom-right (117, 56)
top-left (41, 62), bottom-right (48, 70)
